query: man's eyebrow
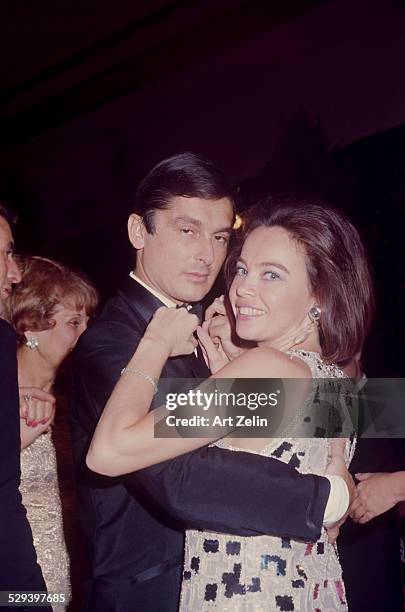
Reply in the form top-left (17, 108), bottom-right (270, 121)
top-left (173, 216), bottom-right (232, 233)
top-left (173, 215), bottom-right (202, 226)
top-left (215, 227), bottom-right (232, 234)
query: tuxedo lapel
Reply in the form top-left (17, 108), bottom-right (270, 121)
top-left (184, 350), bottom-right (210, 378)
top-left (117, 276), bottom-right (210, 379)
top-left (117, 276), bottom-right (165, 327)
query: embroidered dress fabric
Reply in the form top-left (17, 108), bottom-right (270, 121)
top-left (20, 432), bottom-right (71, 611)
top-left (179, 350), bottom-right (355, 611)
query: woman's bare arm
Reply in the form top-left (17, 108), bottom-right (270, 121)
top-left (20, 418), bottom-right (52, 449)
top-left (87, 306), bottom-right (309, 477)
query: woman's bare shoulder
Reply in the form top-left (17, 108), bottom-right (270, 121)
top-left (215, 346), bottom-right (311, 379)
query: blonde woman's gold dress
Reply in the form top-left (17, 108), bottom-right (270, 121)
top-left (20, 431), bottom-right (71, 611)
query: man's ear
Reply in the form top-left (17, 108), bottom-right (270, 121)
top-left (128, 214), bottom-right (145, 249)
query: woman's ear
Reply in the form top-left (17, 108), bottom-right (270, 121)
top-left (128, 214), bottom-right (145, 250)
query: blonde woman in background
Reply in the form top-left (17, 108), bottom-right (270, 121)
top-left (8, 255), bottom-right (98, 610)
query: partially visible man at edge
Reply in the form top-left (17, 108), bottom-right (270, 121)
top-left (0, 204), bottom-right (52, 611)
top-left (70, 153), bottom-right (352, 612)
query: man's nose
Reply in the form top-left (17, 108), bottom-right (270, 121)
top-left (8, 257), bottom-right (21, 284)
top-left (195, 237), bottom-right (214, 266)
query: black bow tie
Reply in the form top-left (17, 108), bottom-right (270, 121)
top-left (176, 303), bottom-right (203, 323)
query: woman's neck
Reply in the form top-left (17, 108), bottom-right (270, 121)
top-left (17, 346), bottom-right (56, 391)
top-left (258, 328), bottom-right (322, 355)
top-left (292, 335), bottom-right (322, 354)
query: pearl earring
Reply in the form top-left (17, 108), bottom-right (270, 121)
top-left (26, 337), bottom-right (39, 350)
top-left (308, 305), bottom-right (321, 324)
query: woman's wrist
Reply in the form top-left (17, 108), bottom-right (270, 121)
top-left (139, 333), bottom-right (171, 358)
top-left (128, 335), bottom-right (171, 382)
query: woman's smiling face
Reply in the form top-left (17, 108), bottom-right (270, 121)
top-left (229, 225), bottom-right (315, 346)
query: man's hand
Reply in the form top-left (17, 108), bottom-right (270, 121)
top-left (204, 296), bottom-right (247, 361)
top-left (19, 387), bottom-right (56, 428)
top-left (350, 472), bottom-right (399, 524)
top-left (324, 439), bottom-right (355, 543)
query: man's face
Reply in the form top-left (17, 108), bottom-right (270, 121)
top-left (131, 196), bottom-right (234, 303)
top-left (0, 216), bottom-right (21, 316)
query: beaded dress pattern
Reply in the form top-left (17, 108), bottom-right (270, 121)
top-left (20, 431), bottom-right (71, 611)
top-left (180, 350), bottom-right (355, 612)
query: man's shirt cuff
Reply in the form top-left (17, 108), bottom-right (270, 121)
top-left (323, 475), bottom-right (349, 526)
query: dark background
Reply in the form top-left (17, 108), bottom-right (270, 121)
top-left (1, 0), bottom-right (404, 375)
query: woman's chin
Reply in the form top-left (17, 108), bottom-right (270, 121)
top-left (235, 324), bottom-right (258, 342)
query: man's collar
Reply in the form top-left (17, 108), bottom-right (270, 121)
top-left (123, 272), bottom-right (203, 360)
top-left (129, 271), bottom-right (177, 308)
top-left (117, 276), bottom-right (166, 327)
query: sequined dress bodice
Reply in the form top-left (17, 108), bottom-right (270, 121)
top-left (180, 351), bottom-right (355, 611)
top-left (20, 432), bottom-right (71, 610)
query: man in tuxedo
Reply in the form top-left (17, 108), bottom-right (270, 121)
top-left (70, 152), bottom-right (352, 612)
top-left (0, 205), bottom-right (50, 606)
top-left (339, 433), bottom-right (405, 611)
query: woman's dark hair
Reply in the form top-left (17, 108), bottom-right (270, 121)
top-left (225, 194), bottom-right (375, 365)
top-left (134, 152), bottom-right (236, 232)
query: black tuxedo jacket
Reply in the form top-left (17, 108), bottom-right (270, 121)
top-left (338, 438), bottom-right (405, 612)
top-left (0, 320), bottom-right (49, 604)
top-left (70, 277), bottom-right (330, 612)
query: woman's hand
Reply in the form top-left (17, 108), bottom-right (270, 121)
top-left (19, 387), bottom-right (56, 449)
top-left (204, 295), bottom-right (247, 361)
top-left (19, 387), bottom-right (56, 427)
top-left (324, 439), bottom-right (355, 544)
top-left (143, 306), bottom-right (199, 357)
top-left (196, 322), bottom-right (230, 373)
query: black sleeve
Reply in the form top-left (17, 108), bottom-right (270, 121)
top-left (133, 444), bottom-right (330, 541)
top-left (0, 321), bottom-right (20, 492)
top-left (72, 322), bottom-right (330, 543)
top-left (0, 320), bottom-right (49, 593)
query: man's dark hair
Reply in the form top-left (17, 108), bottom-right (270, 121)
top-left (134, 152), bottom-right (237, 232)
top-left (0, 201), bottom-right (17, 227)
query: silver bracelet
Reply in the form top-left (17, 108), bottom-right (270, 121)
top-left (120, 367), bottom-right (158, 395)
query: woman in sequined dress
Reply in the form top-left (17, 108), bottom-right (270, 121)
top-left (8, 256), bottom-right (98, 611)
top-left (88, 197), bottom-right (374, 611)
